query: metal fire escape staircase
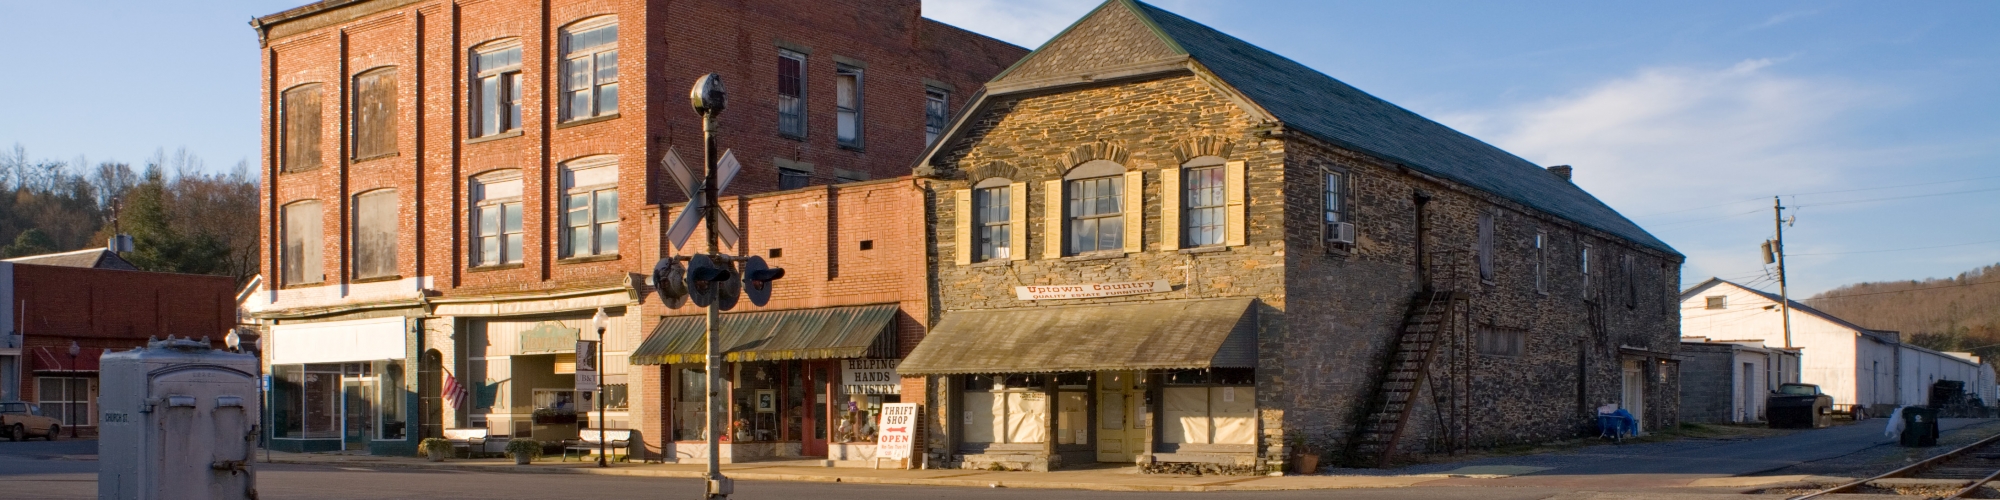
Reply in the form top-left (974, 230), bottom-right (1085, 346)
top-left (1349, 251), bottom-right (1465, 468)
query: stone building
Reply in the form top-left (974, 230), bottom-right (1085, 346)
top-left (899, 0), bottom-right (1683, 471)
top-left (242, 0), bottom-right (1022, 455)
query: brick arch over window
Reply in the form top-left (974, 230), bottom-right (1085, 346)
top-left (1169, 137), bottom-right (1235, 165)
top-left (963, 161), bottom-right (1024, 184)
top-left (1063, 141), bottom-right (1130, 169)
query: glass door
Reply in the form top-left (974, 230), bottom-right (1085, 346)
top-left (1096, 371), bottom-right (1147, 463)
top-left (343, 372), bottom-right (375, 451)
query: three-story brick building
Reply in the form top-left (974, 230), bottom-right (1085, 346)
top-left (244, 0), bottom-right (1021, 455)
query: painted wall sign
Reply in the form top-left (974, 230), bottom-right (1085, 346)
top-left (875, 403), bottom-right (920, 461)
top-left (842, 358), bottom-right (901, 395)
top-left (519, 322), bottom-right (581, 354)
top-left (1014, 279), bottom-right (1171, 300)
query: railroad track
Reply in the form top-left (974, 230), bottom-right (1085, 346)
top-left (1790, 433), bottom-right (2000, 499)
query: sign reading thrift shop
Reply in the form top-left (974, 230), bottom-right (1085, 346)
top-left (875, 403), bottom-right (919, 461)
top-left (1014, 280), bottom-right (1171, 301)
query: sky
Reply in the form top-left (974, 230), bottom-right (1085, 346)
top-left (2, 1), bottom-right (1996, 297)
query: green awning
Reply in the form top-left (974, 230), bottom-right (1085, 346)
top-left (632, 303), bottom-right (900, 365)
top-left (898, 298), bottom-right (1258, 375)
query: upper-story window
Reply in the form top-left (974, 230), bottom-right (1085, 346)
top-left (974, 178), bottom-right (1011, 261)
top-left (1705, 295), bottom-right (1727, 309)
top-left (1323, 169), bottom-right (1350, 247)
top-left (778, 167), bottom-right (809, 189)
top-left (353, 67), bottom-right (398, 160)
top-left (472, 41), bottom-right (523, 137)
top-left (471, 171), bottom-right (524, 267)
top-left (1065, 160), bottom-right (1125, 254)
top-left (924, 87), bottom-right (949, 146)
top-left (560, 18), bottom-right (618, 121)
top-left (777, 50), bottom-right (807, 138)
top-left (1623, 253), bottom-right (1637, 309)
top-left (281, 200), bottom-right (324, 286)
top-left (281, 84), bottom-right (323, 173)
top-left (352, 189), bottom-right (398, 280)
top-left (834, 65), bottom-right (863, 148)
top-left (559, 158), bottom-right (618, 259)
top-left (1534, 231), bottom-right (1547, 295)
top-left (1183, 159), bottom-right (1225, 247)
top-left (1477, 212), bottom-right (1495, 282)
top-left (1581, 244), bottom-right (1594, 299)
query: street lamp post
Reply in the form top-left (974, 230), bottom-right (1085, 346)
top-left (67, 340), bottom-right (79, 438)
top-left (590, 309), bottom-right (608, 468)
top-left (690, 73), bottom-right (732, 500)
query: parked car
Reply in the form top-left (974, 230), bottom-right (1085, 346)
top-left (0, 401), bottom-right (62, 441)
top-left (1768, 383), bottom-right (1834, 429)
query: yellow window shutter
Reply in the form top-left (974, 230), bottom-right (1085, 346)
top-left (1123, 171), bottom-right (1143, 253)
top-left (954, 189), bottom-right (973, 265)
top-left (1044, 179), bottom-right (1063, 258)
top-left (1226, 160), bottom-right (1247, 246)
top-left (1161, 167), bottom-right (1181, 251)
top-left (1009, 182), bottom-right (1028, 260)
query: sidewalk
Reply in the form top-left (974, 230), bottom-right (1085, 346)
top-left (262, 451), bottom-right (1438, 492)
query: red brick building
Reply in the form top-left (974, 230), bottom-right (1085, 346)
top-left (0, 259), bottom-right (239, 437)
top-left (244, 0), bottom-right (1023, 455)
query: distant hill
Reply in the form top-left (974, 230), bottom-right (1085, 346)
top-left (1807, 263), bottom-right (2000, 360)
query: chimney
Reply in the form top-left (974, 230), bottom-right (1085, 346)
top-left (1546, 165), bottom-right (1573, 182)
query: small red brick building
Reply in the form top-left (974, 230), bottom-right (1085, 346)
top-left (0, 255), bottom-right (240, 436)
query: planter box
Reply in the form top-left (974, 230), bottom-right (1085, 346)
top-left (532, 414), bottom-right (579, 425)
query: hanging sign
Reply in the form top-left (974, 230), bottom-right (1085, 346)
top-left (843, 358), bottom-right (900, 395)
top-left (876, 403), bottom-right (920, 461)
top-left (1015, 279), bottom-right (1170, 300)
top-left (574, 340), bottom-right (599, 392)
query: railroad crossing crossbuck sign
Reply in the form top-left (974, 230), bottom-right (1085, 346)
top-left (661, 146), bottom-right (742, 250)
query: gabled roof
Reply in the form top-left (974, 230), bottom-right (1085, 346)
top-left (924, 0), bottom-right (1678, 256)
top-left (2, 248), bottom-right (139, 271)
top-left (1682, 277), bottom-right (1894, 342)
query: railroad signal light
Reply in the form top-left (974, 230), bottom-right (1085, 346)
top-left (740, 256), bottom-right (785, 307)
top-left (653, 258), bottom-right (689, 308)
top-left (684, 255), bottom-right (733, 308)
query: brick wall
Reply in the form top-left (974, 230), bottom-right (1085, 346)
top-left (9, 263), bottom-right (237, 403)
top-left (1677, 343), bottom-right (1737, 423)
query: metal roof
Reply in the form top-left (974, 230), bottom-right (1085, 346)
top-left (3, 248), bottom-right (138, 270)
top-left (898, 297), bottom-right (1257, 375)
top-left (631, 303), bottom-right (900, 365)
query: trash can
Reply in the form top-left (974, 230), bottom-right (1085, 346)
top-left (1901, 407), bottom-right (1940, 447)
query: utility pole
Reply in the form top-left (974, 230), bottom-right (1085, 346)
top-left (1774, 196), bottom-right (1794, 349)
top-left (692, 73), bottom-right (733, 500)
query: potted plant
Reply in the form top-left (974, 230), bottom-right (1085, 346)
top-left (505, 439), bottom-right (542, 465)
top-left (1287, 433), bottom-right (1321, 475)
top-left (532, 408), bottom-right (579, 425)
top-left (418, 438), bottom-right (453, 462)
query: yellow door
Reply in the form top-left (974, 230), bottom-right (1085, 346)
top-left (1096, 371), bottom-right (1148, 463)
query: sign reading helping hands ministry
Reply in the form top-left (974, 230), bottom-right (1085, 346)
top-left (1014, 279), bottom-right (1171, 300)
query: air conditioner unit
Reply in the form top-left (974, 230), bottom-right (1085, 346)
top-left (1329, 222), bottom-right (1356, 245)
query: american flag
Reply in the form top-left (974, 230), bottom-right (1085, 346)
top-left (443, 369), bottom-right (470, 409)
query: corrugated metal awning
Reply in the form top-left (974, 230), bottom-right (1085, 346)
top-left (898, 298), bottom-right (1257, 375)
top-left (632, 303), bottom-right (900, 365)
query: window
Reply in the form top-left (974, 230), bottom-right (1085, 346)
top-left (1476, 326), bottom-right (1526, 357)
top-left (353, 68), bottom-right (398, 159)
top-left (1705, 296), bottom-right (1727, 309)
top-left (924, 87), bottom-right (949, 146)
top-left (834, 65), bottom-right (862, 147)
top-left (674, 368), bottom-right (706, 441)
top-left (375, 360), bottom-right (405, 440)
top-left (1065, 161), bottom-right (1126, 254)
top-left (471, 42), bottom-right (523, 137)
top-left (1624, 253), bottom-right (1637, 309)
top-left (1323, 169), bottom-right (1346, 245)
top-left (470, 172), bottom-right (524, 266)
top-left (352, 189), bottom-right (398, 280)
top-left (602, 383), bottom-right (629, 411)
top-left (282, 200), bottom-right (324, 286)
top-left (777, 50), bottom-right (807, 137)
top-left (962, 374), bottom-right (1048, 445)
top-left (1581, 245), bottom-right (1593, 299)
top-left (559, 159), bottom-right (618, 258)
top-left (778, 167), bottom-right (809, 189)
top-left (282, 84), bottom-right (323, 172)
top-left (1161, 369), bottom-right (1256, 448)
top-left (1534, 231), bottom-right (1547, 294)
top-left (560, 18), bottom-right (618, 121)
top-left (1477, 212), bottom-right (1495, 282)
top-left (974, 181), bottom-right (1011, 261)
top-left (35, 377), bottom-right (92, 427)
top-left (1184, 164), bottom-right (1225, 247)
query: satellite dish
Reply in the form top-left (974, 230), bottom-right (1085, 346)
top-left (653, 258), bottom-right (688, 309)
top-left (717, 259), bottom-right (742, 311)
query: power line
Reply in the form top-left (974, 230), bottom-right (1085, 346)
top-left (1809, 279), bottom-right (2000, 300)
top-left (1790, 238), bottom-right (2000, 256)
top-left (1631, 173), bottom-right (2000, 219)
top-left (1647, 207), bottom-right (1766, 228)
top-left (1797, 186), bottom-right (2000, 208)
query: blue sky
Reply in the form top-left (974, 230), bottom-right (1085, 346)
top-left (2, 1), bottom-right (1996, 296)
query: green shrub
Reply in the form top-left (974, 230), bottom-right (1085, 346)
top-left (418, 438), bottom-right (453, 456)
top-left (505, 439), bottom-right (543, 458)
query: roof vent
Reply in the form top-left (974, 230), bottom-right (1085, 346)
top-left (1546, 165), bottom-right (1573, 182)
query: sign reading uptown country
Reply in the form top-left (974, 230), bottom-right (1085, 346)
top-left (1015, 279), bottom-right (1171, 300)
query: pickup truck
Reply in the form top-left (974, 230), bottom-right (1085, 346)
top-left (0, 401), bottom-right (63, 441)
top-left (1768, 383), bottom-right (1834, 428)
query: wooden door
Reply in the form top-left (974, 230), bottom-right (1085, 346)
top-left (802, 361), bottom-right (831, 456)
top-left (1096, 371), bottom-right (1147, 463)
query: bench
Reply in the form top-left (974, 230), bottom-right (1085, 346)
top-left (443, 428), bottom-right (489, 457)
top-left (563, 429), bottom-right (632, 462)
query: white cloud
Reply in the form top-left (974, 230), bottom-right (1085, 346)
top-left (921, 0), bottom-right (1100, 49)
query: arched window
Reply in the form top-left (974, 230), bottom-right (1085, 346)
top-left (470, 170), bottom-right (524, 266)
top-left (352, 189), bottom-right (398, 279)
top-left (281, 199), bottom-right (324, 285)
top-left (559, 16), bottom-right (618, 121)
top-left (1064, 160), bottom-right (1126, 254)
top-left (471, 39), bottom-right (524, 137)
top-left (559, 156), bottom-right (619, 258)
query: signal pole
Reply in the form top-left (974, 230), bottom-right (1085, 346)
top-left (1774, 196), bottom-right (1794, 350)
top-left (692, 74), bottom-right (732, 500)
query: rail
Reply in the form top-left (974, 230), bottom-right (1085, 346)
top-left (1789, 431), bottom-right (2000, 499)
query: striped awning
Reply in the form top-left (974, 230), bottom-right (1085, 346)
top-left (632, 303), bottom-right (900, 365)
top-left (898, 298), bottom-right (1258, 375)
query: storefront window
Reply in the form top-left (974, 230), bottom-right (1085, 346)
top-left (35, 377), bottom-right (93, 426)
top-left (1055, 373), bottom-right (1089, 445)
top-left (376, 360), bottom-right (405, 441)
top-left (786, 365), bottom-right (805, 442)
top-left (735, 362), bottom-right (780, 442)
top-left (601, 383), bottom-right (628, 411)
top-left (1162, 369), bottom-right (1256, 448)
top-left (962, 374), bottom-right (1047, 445)
top-left (273, 365), bottom-right (303, 438)
top-left (301, 364), bottom-right (342, 439)
top-left (674, 367), bottom-right (705, 441)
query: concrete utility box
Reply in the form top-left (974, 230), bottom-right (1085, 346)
top-left (98, 337), bottom-right (260, 500)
